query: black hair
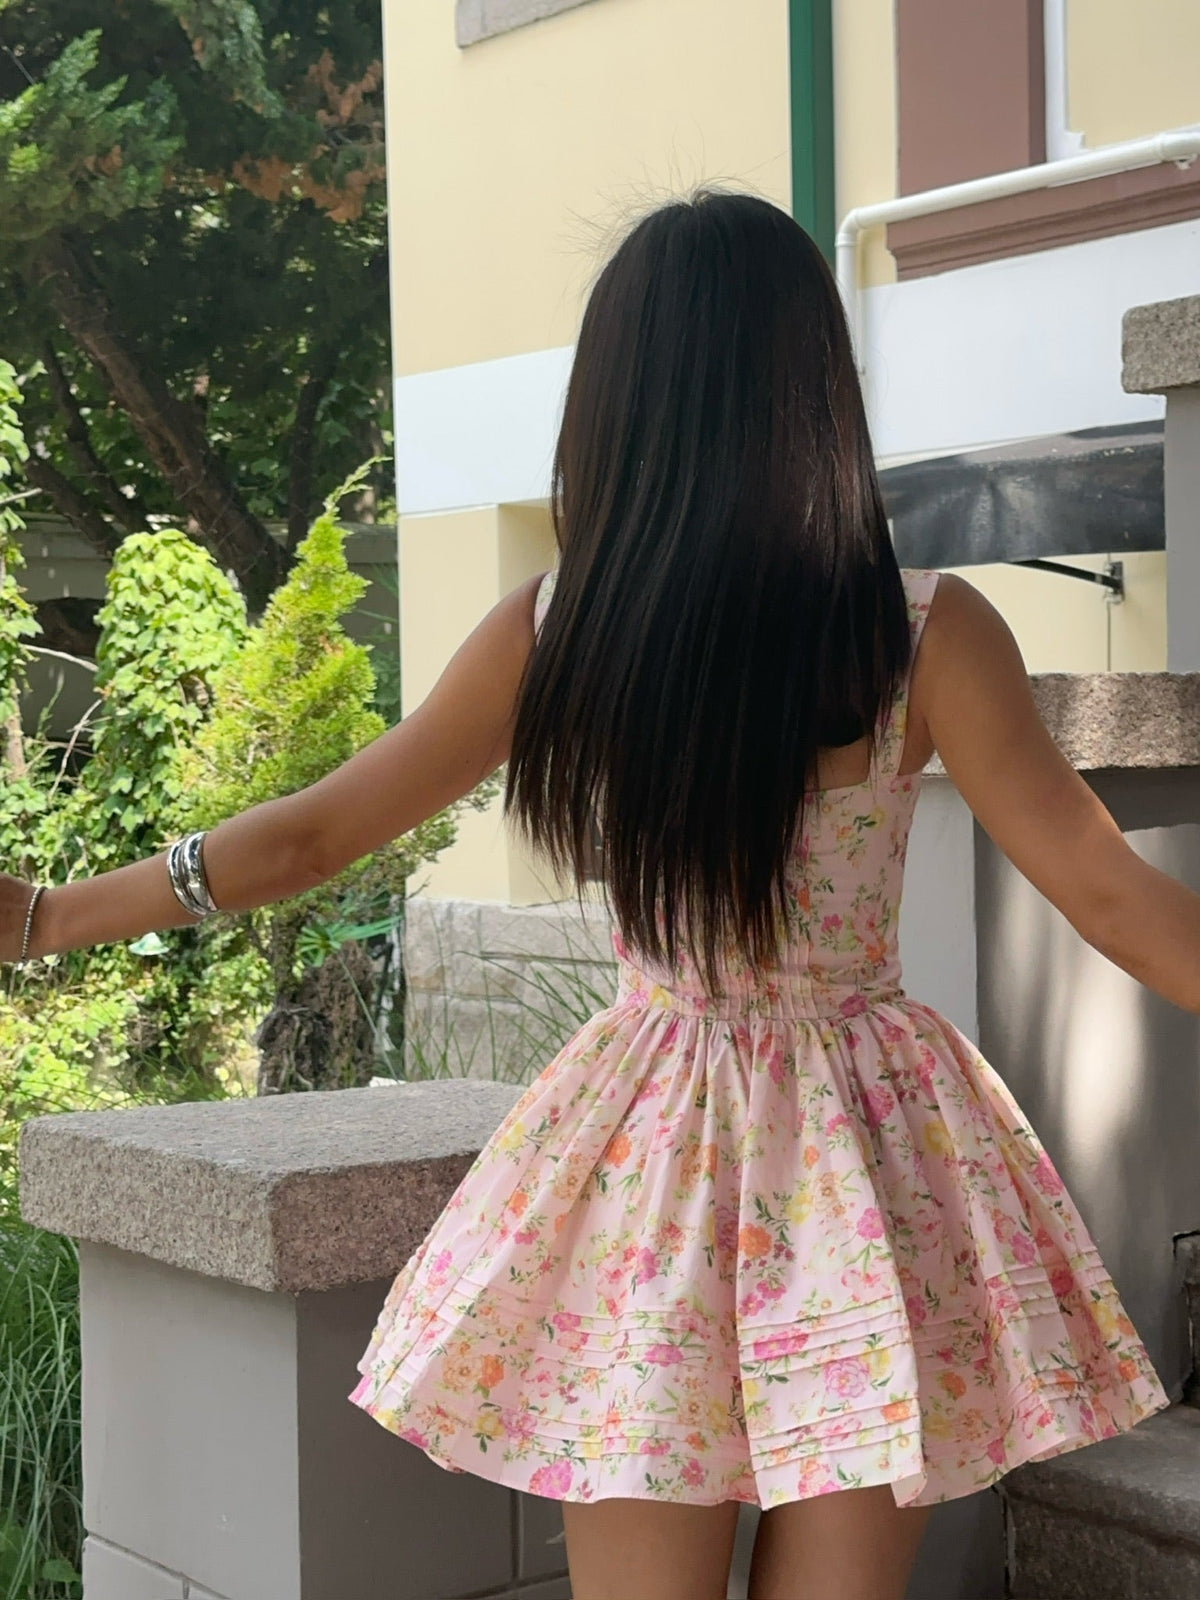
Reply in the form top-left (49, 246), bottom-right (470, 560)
top-left (505, 190), bottom-right (910, 998)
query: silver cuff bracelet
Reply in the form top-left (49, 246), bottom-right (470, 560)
top-left (167, 831), bottom-right (219, 918)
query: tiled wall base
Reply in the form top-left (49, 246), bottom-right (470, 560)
top-left (82, 1535), bottom-right (226, 1599)
top-left (403, 896), bottom-right (617, 1082)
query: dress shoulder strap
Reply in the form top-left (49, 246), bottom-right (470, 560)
top-left (533, 568), bottom-right (557, 638)
top-left (877, 568), bottom-right (941, 778)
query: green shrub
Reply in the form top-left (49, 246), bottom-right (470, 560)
top-left (170, 464), bottom-right (498, 1091)
top-left (55, 528), bottom-right (248, 875)
top-left (0, 407), bottom-right (490, 1587)
top-left (0, 450), bottom-right (478, 1095)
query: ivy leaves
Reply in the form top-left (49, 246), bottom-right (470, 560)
top-left (55, 528), bottom-right (247, 871)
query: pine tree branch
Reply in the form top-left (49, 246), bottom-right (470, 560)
top-left (41, 341), bottom-right (153, 534)
top-left (33, 235), bottom-right (289, 612)
top-left (23, 456), bottom-right (122, 558)
top-left (286, 346), bottom-right (340, 556)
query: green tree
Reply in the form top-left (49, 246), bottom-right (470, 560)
top-left (0, 358), bottom-right (48, 850)
top-left (171, 467), bottom-right (495, 1093)
top-left (0, 1), bottom-right (391, 613)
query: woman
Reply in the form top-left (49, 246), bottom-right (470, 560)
top-left (2, 192), bottom-right (1184, 1600)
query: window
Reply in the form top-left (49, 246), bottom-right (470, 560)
top-left (889, 0), bottom-right (1200, 277)
top-left (457, 0), bottom-right (600, 48)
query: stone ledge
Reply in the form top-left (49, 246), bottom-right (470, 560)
top-left (923, 673), bottom-right (1200, 777)
top-left (19, 1080), bottom-right (523, 1293)
top-left (1002, 1409), bottom-right (1200, 1599)
top-left (1030, 673), bottom-right (1200, 770)
top-left (1123, 294), bottom-right (1200, 394)
top-left (1004, 1407), bottom-right (1200, 1547)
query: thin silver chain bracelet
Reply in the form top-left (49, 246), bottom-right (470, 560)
top-left (18, 884), bottom-right (46, 967)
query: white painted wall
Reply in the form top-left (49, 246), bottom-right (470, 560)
top-left (395, 348), bottom-right (573, 516)
top-left (861, 218), bottom-right (1196, 462)
top-left (392, 218), bottom-right (1198, 517)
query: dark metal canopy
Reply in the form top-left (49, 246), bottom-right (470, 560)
top-left (878, 421), bottom-right (1164, 569)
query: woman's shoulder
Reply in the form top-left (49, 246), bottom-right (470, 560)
top-left (907, 570), bottom-right (1017, 680)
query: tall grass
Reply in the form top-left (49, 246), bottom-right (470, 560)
top-left (0, 1207), bottom-right (82, 1600)
top-left (0, 1030), bottom-right (195, 1600)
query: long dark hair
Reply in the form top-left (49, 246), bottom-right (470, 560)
top-left (505, 190), bottom-right (911, 998)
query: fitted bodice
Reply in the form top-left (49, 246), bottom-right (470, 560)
top-left (532, 567), bottom-right (940, 1021)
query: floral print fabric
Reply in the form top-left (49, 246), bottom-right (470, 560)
top-left (349, 567), bottom-right (1167, 1509)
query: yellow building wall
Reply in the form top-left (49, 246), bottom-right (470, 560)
top-left (385, 0), bottom-right (792, 377)
top-left (387, 2), bottom-right (1175, 906)
top-left (951, 552), bottom-right (1167, 674)
top-left (390, 0), bottom-right (794, 901)
top-left (1069, 0), bottom-right (1200, 148)
top-left (400, 502), bottom-right (574, 904)
top-left (833, 0), bottom-right (899, 288)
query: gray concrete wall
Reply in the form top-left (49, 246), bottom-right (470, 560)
top-left (81, 1242), bottom-right (301, 1600)
top-left (899, 776), bottom-right (980, 1042)
top-left (294, 1279), bottom-right (569, 1597)
top-left (1122, 295), bottom-right (1200, 676)
top-left (976, 767), bottom-right (1200, 1396)
top-left (900, 785), bottom-right (1006, 1600)
top-left (1166, 390), bottom-right (1200, 672)
top-left (79, 1241), bottom-right (574, 1600)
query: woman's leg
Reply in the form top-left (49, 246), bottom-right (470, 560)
top-left (747, 1485), bottom-right (931, 1600)
top-left (561, 1497), bottom-right (742, 1600)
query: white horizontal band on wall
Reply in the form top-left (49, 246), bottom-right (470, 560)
top-left (394, 344), bottom-right (574, 516)
top-left (392, 218), bottom-right (1199, 517)
top-left (860, 215), bottom-right (1195, 460)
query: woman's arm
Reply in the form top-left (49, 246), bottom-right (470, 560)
top-left (912, 573), bottom-right (1200, 1013)
top-left (6, 572), bottom-right (547, 962)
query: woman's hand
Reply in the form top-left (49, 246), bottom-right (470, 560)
top-left (0, 873), bottom-right (38, 964)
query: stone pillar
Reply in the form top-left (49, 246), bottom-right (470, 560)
top-left (19, 1081), bottom-right (574, 1600)
top-left (1122, 295), bottom-right (1200, 672)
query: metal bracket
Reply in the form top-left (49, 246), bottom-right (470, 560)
top-left (1011, 557), bottom-right (1125, 602)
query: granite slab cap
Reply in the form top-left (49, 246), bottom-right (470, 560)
top-left (1003, 1407), bottom-right (1200, 1547)
top-left (921, 671), bottom-right (1200, 777)
top-left (1028, 672), bottom-right (1200, 770)
top-left (19, 1079), bottom-right (523, 1293)
top-left (1123, 294), bottom-right (1200, 394)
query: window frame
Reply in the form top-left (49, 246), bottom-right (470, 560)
top-left (456, 0), bottom-right (600, 48)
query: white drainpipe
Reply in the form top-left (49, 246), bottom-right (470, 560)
top-left (836, 127), bottom-right (1200, 367)
top-left (1042, 0), bottom-right (1086, 163)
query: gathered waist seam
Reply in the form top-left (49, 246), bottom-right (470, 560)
top-left (613, 962), bottom-right (907, 1023)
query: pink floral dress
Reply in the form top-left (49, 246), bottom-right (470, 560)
top-left (349, 567), bottom-right (1167, 1509)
